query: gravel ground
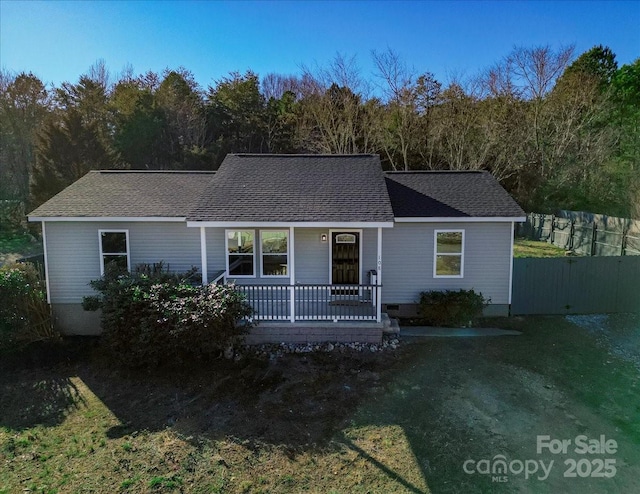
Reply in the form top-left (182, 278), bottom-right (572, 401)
top-left (566, 313), bottom-right (640, 372)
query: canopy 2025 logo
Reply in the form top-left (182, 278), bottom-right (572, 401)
top-left (463, 434), bottom-right (617, 483)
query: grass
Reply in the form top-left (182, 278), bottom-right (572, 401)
top-left (0, 230), bottom-right (42, 266)
top-left (1, 315), bottom-right (639, 492)
top-left (513, 238), bottom-right (568, 258)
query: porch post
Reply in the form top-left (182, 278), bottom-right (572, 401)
top-left (200, 226), bottom-right (208, 285)
top-left (376, 227), bottom-right (382, 323)
top-left (289, 225), bottom-right (295, 322)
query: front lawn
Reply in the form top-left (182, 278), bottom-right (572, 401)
top-left (1, 314), bottom-right (639, 493)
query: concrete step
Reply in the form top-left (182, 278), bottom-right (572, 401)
top-left (245, 324), bottom-right (382, 344)
top-left (381, 312), bottom-right (392, 328)
top-left (383, 317), bottom-right (400, 334)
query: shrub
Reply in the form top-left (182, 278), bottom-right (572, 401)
top-left (418, 289), bottom-right (489, 327)
top-left (83, 263), bottom-right (253, 367)
top-left (0, 262), bottom-right (57, 349)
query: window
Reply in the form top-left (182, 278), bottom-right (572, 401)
top-left (99, 230), bottom-right (130, 275)
top-left (226, 230), bottom-right (255, 277)
top-left (434, 230), bottom-right (464, 278)
top-left (261, 230), bottom-right (288, 277)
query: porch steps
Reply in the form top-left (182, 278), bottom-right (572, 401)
top-left (244, 315), bottom-right (392, 345)
top-left (383, 314), bottom-right (400, 335)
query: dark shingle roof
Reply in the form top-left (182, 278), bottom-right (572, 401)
top-left (28, 159), bottom-right (524, 222)
top-left (187, 154), bottom-right (395, 223)
top-left (385, 171), bottom-right (525, 218)
top-left (28, 171), bottom-right (215, 218)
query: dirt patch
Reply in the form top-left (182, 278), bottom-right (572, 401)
top-left (352, 317), bottom-right (640, 493)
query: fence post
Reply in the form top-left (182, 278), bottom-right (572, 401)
top-left (621, 226), bottom-right (628, 256)
top-left (530, 213), bottom-right (535, 239)
top-left (550, 214), bottom-right (555, 245)
top-left (591, 223), bottom-right (597, 256)
top-left (569, 219), bottom-right (575, 251)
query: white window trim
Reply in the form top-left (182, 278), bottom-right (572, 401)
top-left (225, 229), bottom-right (256, 278)
top-left (433, 229), bottom-right (465, 279)
top-left (98, 229), bottom-right (131, 276)
top-left (259, 230), bottom-right (289, 278)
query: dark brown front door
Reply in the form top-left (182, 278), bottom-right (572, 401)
top-left (331, 232), bottom-right (360, 285)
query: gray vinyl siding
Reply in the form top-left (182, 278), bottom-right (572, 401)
top-left (46, 224), bottom-right (384, 300)
top-left (362, 229), bottom-right (379, 281)
top-left (45, 221), bottom-right (200, 303)
top-left (294, 228), bottom-right (329, 284)
top-left (382, 222), bottom-right (513, 305)
top-left (205, 227), bottom-right (226, 279)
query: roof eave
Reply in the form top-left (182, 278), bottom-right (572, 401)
top-left (394, 216), bottom-right (526, 223)
top-left (28, 216), bottom-right (187, 223)
top-left (186, 220), bottom-right (395, 228)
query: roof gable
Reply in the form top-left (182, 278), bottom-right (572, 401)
top-left (187, 154), bottom-right (395, 223)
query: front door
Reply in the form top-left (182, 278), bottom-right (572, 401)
top-left (331, 232), bottom-right (360, 285)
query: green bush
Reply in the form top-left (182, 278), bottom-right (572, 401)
top-left (418, 289), bottom-right (489, 327)
top-left (0, 262), bottom-right (56, 349)
top-left (83, 263), bottom-right (253, 367)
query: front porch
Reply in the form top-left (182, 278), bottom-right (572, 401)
top-left (195, 224), bottom-right (387, 325)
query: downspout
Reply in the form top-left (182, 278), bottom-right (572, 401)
top-left (41, 221), bottom-right (51, 303)
top-left (200, 226), bottom-right (208, 285)
top-left (377, 227), bottom-right (382, 323)
top-left (508, 221), bottom-right (515, 307)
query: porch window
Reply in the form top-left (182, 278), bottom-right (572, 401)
top-left (261, 230), bottom-right (288, 277)
top-left (226, 230), bottom-right (255, 277)
top-left (99, 230), bottom-right (130, 275)
top-left (434, 230), bottom-right (464, 278)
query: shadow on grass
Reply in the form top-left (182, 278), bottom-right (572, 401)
top-left (338, 432), bottom-right (427, 494)
top-left (73, 350), bottom-right (398, 447)
top-left (0, 338), bottom-right (96, 430)
top-left (0, 373), bottom-right (85, 430)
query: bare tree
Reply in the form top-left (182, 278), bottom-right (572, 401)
top-left (88, 59), bottom-right (111, 92)
top-left (508, 45), bottom-right (575, 178)
top-left (509, 45), bottom-right (575, 100)
top-left (372, 48), bottom-right (428, 170)
top-left (297, 53), bottom-right (372, 154)
top-left (261, 73), bottom-right (300, 101)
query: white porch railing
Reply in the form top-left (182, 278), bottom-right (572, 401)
top-left (235, 284), bottom-right (381, 322)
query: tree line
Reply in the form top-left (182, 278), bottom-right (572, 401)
top-left (1, 45), bottom-right (638, 217)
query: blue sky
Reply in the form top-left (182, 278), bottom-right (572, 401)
top-left (1, 0), bottom-right (639, 89)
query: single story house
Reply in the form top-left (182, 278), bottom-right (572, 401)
top-left (28, 154), bottom-right (525, 342)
